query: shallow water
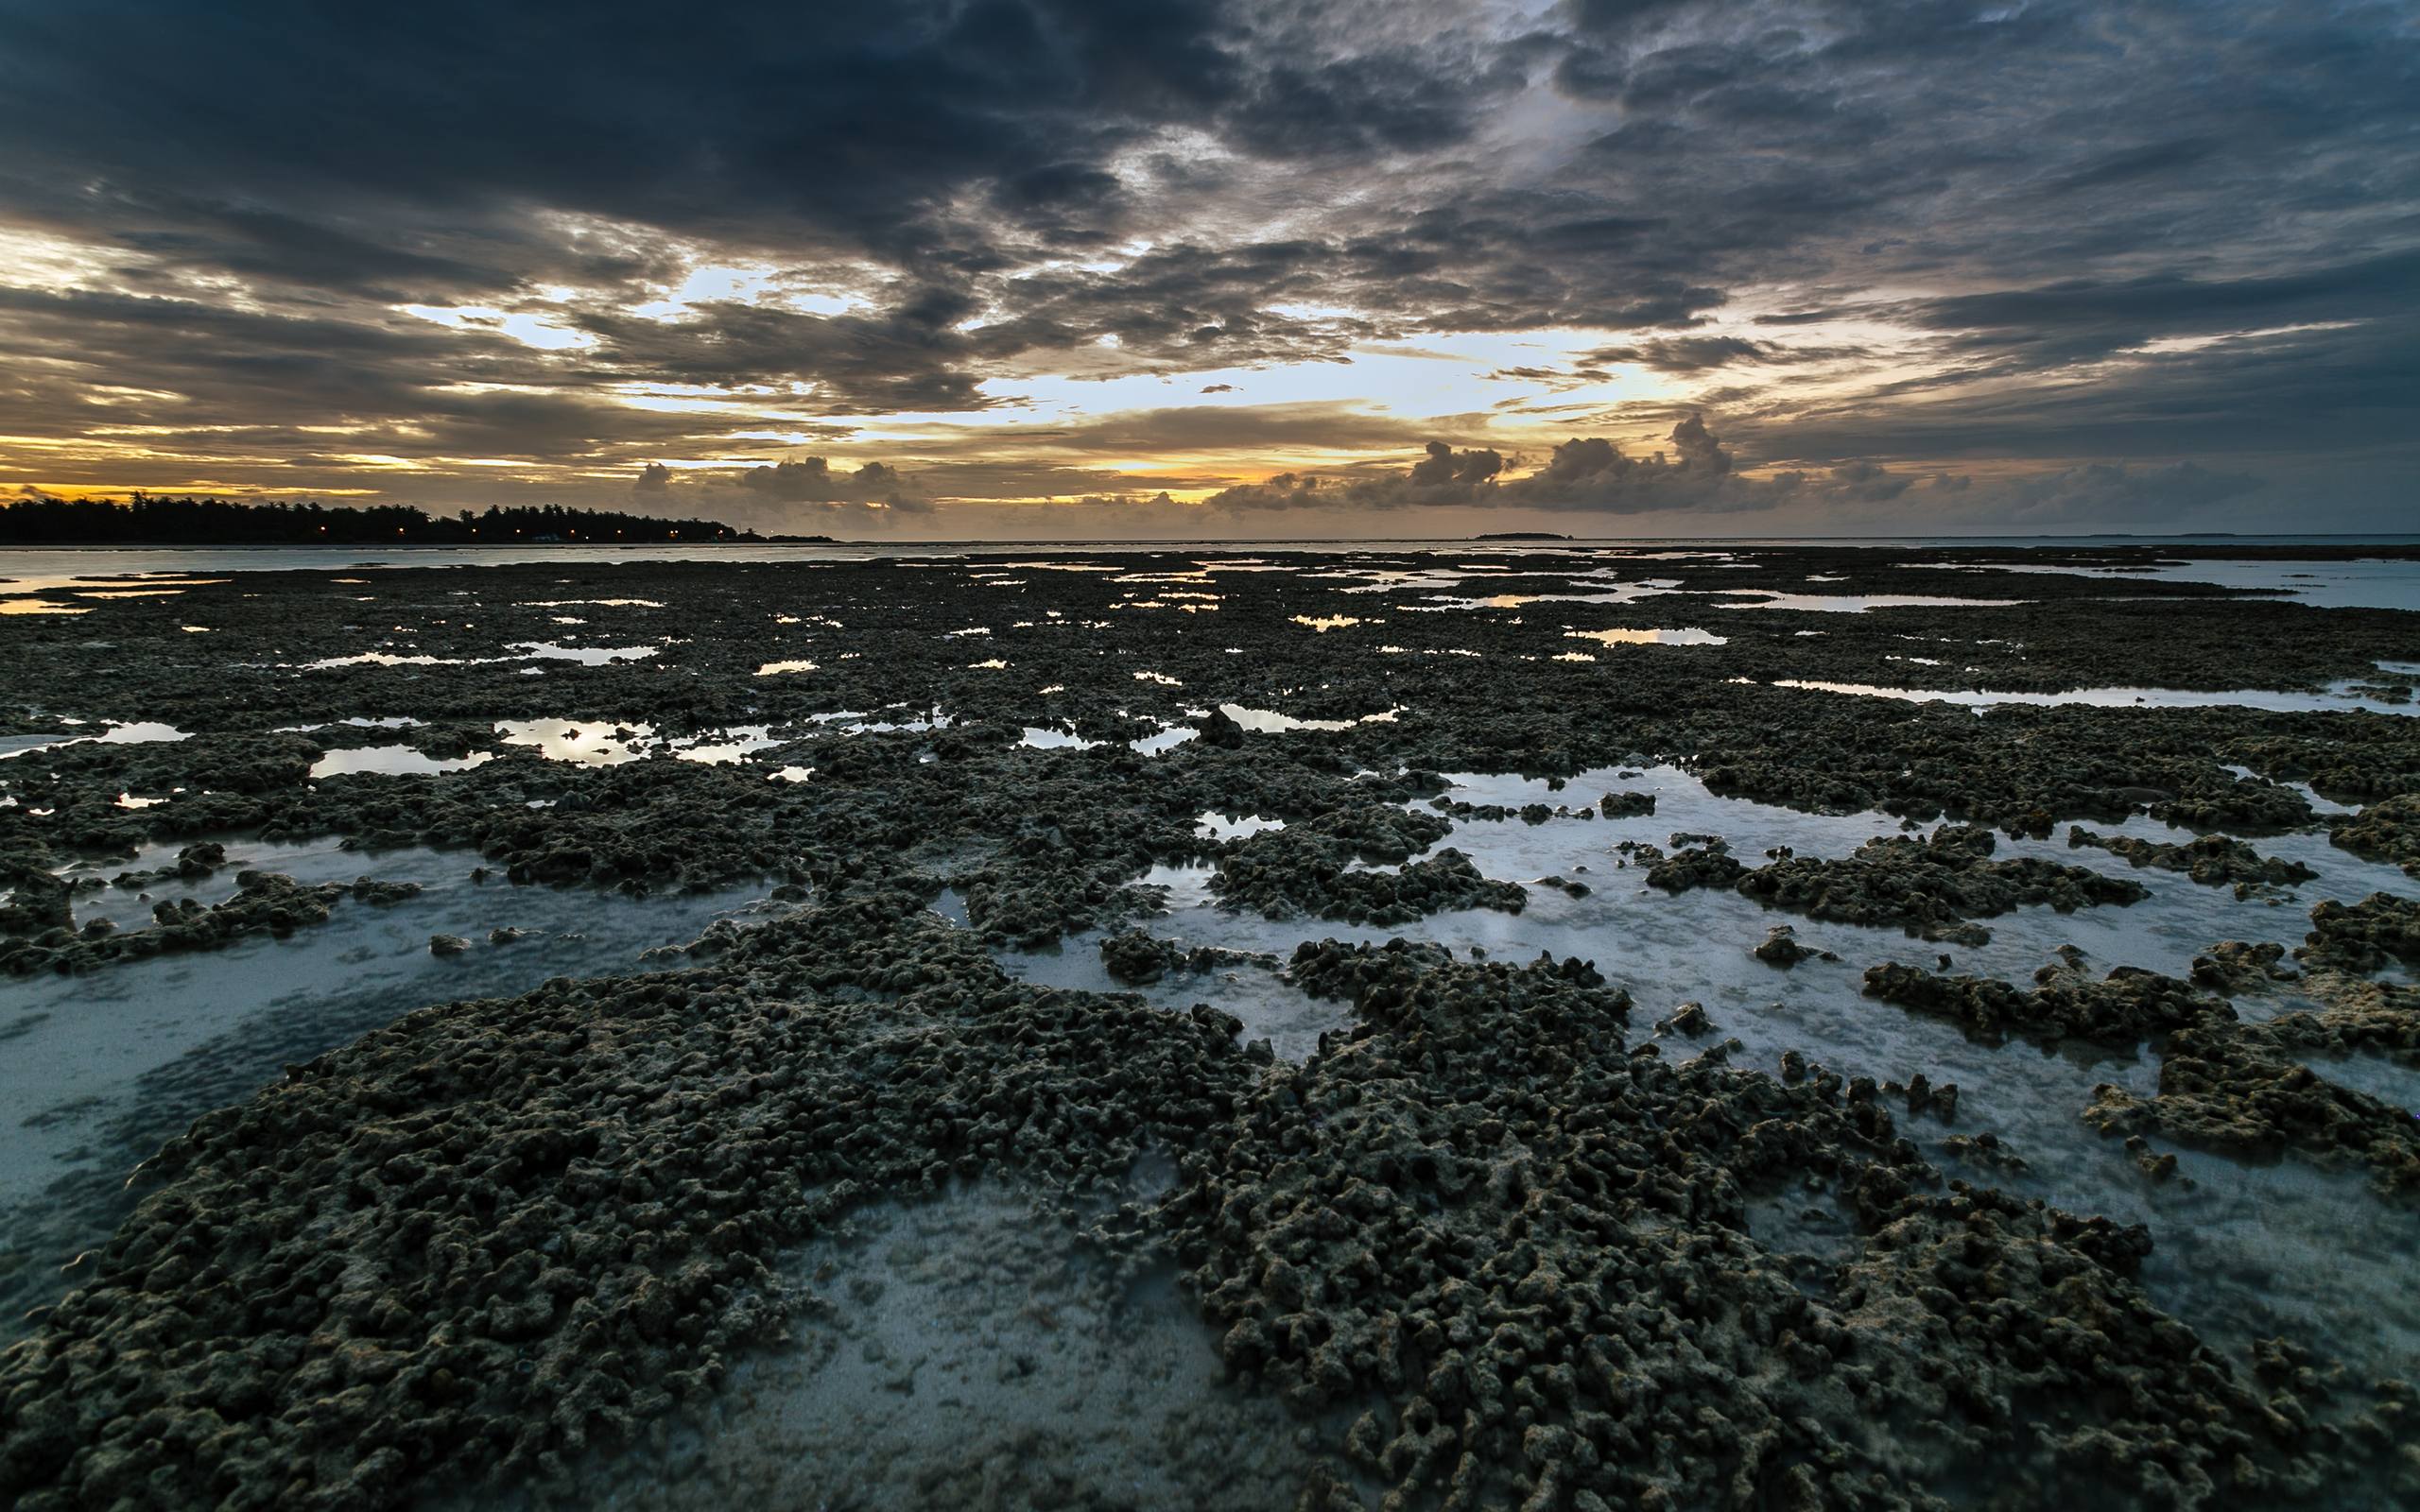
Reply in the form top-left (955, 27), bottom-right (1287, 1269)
top-left (1920, 557), bottom-right (2420, 612)
top-left (0, 720), bottom-right (194, 761)
top-left (993, 931), bottom-right (1343, 1062)
top-left (1563, 627), bottom-right (1727, 646)
top-left (1063, 760), bottom-right (2419, 1382)
top-left (1735, 592), bottom-right (2027, 612)
top-left (443, 1181), bottom-right (1340, 1512)
top-left (308, 746), bottom-right (496, 778)
top-left (495, 717), bottom-right (659, 765)
top-left (1219, 702), bottom-right (1400, 734)
top-left (0, 845), bottom-right (767, 1330)
top-left (1772, 677), bottom-right (2420, 716)
top-left (676, 727), bottom-right (783, 765)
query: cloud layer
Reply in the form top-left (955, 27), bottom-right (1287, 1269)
top-left (0, 1), bottom-right (2413, 533)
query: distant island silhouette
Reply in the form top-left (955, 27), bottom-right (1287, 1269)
top-left (1474, 531), bottom-right (1569, 541)
top-left (0, 495), bottom-right (830, 546)
top-left (0, 493), bottom-right (822, 544)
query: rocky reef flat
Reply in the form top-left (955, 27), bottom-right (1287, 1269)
top-left (1, 541), bottom-right (2416, 1510)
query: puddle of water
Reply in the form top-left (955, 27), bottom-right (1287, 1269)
top-left (302, 642), bottom-right (665, 672)
top-left (274, 716), bottom-right (427, 733)
top-left (0, 721), bottom-right (194, 761)
top-left (308, 747), bottom-right (496, 778)
top-left (1736, 593), bottom-right (2027, 612)
top-left (1198, 812), bottom-right (1287, 841)
top-left (1132, 726), bottom-right (1200, 756)
top-left (1219, 703), bottom-right (1400, 734)
top-left (1020, 726), bottom-right (1100, 750)
top-left (812, 708), bottom-right (954, 737)
top-left (1403, 570), bottom-right (1701, 611)
top-left (1771, 679), bottom-right (2420, 716)
top-left (676, 728), bottom-right (783, 765)
top-left (303, 651), bottom-right (462, 669)
top-left (1563, 627), bottom-right (1727, 647)
top-left (507, 641), bottom-right (660, 665)
top-left (494, 718), bottom-right (658, 765)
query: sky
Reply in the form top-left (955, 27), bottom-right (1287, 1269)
top-left (0, 0), bottom-right (2415, 539)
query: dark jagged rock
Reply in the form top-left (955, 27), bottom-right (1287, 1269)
top-left (1861, 959), bottom-right (2224, 1045)
top-left (2191, 939), bottom-right (2301, 993)
top-left (2085, 1028), bottom-right (2420, 1201)
top-left (1641, 837), bottom-right (1746, 892)
top-left (1746, 826), bottom-right (2148, 944)
top-left (2330, 793), bottom-right (2420, 877)
top-left (1, 869), bottom-right (421, 975)
top-left (2067, 824), bottom-right (2315, 896)
top-left (1752, 923), bottom-right (1838, 966)
top-left (2300, 892), bottom-right (2420, 975)
top-left (1209, 808), bottom-right (1525, 926)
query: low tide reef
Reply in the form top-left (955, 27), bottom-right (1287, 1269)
top-left (1, 541), bottom-right (2416, 1510)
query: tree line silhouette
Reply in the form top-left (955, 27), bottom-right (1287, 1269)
top-left (0, 495), bottom-right (772, 545)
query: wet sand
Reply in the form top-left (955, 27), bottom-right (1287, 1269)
top-left (1, 541), bottom-right (2416, 1510)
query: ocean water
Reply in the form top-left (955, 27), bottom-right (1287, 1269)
top-left (6, 541), bottom-right (2419, 610)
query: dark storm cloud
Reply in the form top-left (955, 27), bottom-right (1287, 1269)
top-left (1892, 250), bottom-right (2420, 366)
top-left (1589, 336), bottom-right (1870, 374)
top-left (1756, 316), bottom-right (2420, 472)
top-left (0, 0), bottom-right (1243, 264)
top-left (1224, 48), bottom-right (1523, 160)
top-left (567, 297), bottom-right (1000, 415)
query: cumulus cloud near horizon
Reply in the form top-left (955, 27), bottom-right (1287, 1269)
top-left (1193, 416), bottom-right (2264, 527)
top-left (730, 456), bottom-right (931, 513)
top-left (1201, 417), bottom-right (1768, 515)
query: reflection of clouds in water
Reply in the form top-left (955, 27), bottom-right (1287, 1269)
top-left (1772, 679), bottom-right (2420, 716)
top-left (493, 717), bottom-right (656, 765)
top-left (1218, 702), bottom-right (1399, 733)
top-left (1910, 558), bottom-right (2420, 612)
top-left (308, 747), bottom-right (494, 778)
top-left (0, 721), bottom-right (191, 761)
top-left (1564, 627), bottom-right (1727, 646)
